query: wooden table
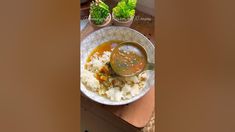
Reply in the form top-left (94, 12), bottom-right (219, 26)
top-left (81, 10), bottom-right (155, 131)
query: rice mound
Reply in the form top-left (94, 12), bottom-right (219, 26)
top-left (81, 51), bottom-right (148, 101)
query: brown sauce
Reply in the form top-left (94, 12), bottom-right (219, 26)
top-left (86, 40), bottom-right (123, 62)
top-left (86, 40), bottom-right (146, 77)
top-left (110, 43), bottom-right (147, 76)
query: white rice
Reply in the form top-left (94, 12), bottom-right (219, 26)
top-left (81, 69), bottom-right (100, 92)
top-left (81, 50), bottom-right (148, 101)
top-left (86, 51), bottom-right (111, 72)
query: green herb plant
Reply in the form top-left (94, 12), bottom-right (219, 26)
top-left (112, 0), bottom-right (137, 21)
top-left (90, 0), bottom-right (110, 25)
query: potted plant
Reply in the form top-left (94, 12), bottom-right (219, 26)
top-left (112, 0), bottom-right (137, 27)
top-left (88, 0), bottom-right (111, 29)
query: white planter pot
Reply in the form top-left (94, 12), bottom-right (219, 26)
top-left (88, 13), bottom-right (111, 29)
top-left (112, 12), bottom-right (134, 27)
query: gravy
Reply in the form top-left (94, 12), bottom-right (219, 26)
top-left (110, 43), bottom-right (147, 76)
top-left (87, 40), bottom-right (123, 62)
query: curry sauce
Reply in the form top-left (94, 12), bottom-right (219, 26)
top-left (86, 40), bottom-right (147, 77)
top-left (110, 43), bottom-right (147, 76)
top-left (86, 40), bottom-right (123, 62)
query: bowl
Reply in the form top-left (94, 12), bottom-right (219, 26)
top-left (80, 26), bottom-right (155, 105)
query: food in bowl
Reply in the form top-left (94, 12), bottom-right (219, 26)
top-left (81, 40), bottom-right (148, 101)
top-left (110, 42), bottom-right (148, 76)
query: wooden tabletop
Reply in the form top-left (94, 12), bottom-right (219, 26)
top-left (81, 10), bottom-right (155, 128)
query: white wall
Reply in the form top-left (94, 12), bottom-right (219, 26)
top-left (136, 0), bottom-right (155, 16)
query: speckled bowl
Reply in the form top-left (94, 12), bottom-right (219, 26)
top-left (80, 26), bottom-right (155, 105)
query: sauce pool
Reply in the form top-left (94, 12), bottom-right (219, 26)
top-left (110, 43), bottom-right (147, 76)
top-left (86, 40), bottom-right (123, 62)
top-left (86, 40), bottom-right (147, 76)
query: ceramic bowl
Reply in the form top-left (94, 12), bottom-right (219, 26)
top-left (80, 26), bottom-right (155, 105)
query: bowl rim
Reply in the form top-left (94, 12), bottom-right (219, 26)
top-left (80, 26), bottom-right (155, 105)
